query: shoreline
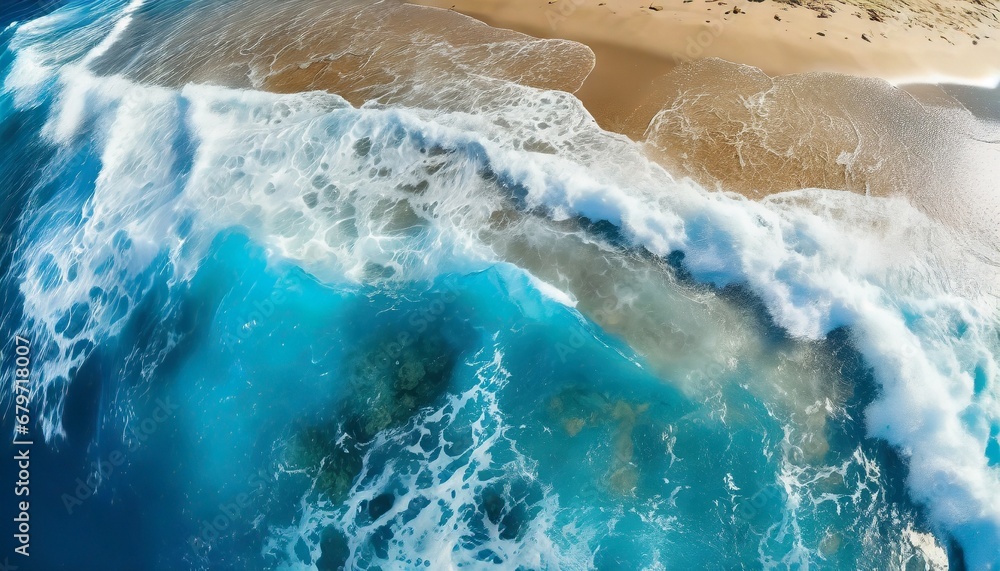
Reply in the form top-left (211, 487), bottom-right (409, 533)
top-left (405, 0), bottom-right (1000, 204)
top-left (84, 0), bottom-right (996, 202)
top-left (408, 0), bottom-right (1000, 89)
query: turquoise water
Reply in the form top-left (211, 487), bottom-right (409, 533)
top-left (1, 1), bottom-right (998, 569)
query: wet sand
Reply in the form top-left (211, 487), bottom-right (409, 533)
top-left (940, 84), bottom-right (1000, 122)
top-left (89, 0), bottom-right (596, 108)
top-left (572, 40), bottom-right (678, 138)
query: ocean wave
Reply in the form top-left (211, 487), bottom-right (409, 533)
top-left (1, 1), bottom-right (998, 567)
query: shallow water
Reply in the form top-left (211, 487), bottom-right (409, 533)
top-left (1, 1), bottom-right (998, 569)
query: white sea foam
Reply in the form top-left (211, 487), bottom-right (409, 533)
top-left (4, 46), bottom-right (52, 107)
top-left (265, 349), bottom-right (595, 570)
top-left (889, 74), bottom-right (1000, 90)
top-left (78, 0), bottom-right (144, 68)
top-left (525, 273), bottom-right (577, 308)
top-left (3, 0), bottom-right (140, 108)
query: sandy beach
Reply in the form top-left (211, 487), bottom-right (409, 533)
top-left (406, 0), bottom-right (1000, 138)
top-left (408, 0), bottom-right (1000, 85)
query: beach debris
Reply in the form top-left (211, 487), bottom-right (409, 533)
top-left (867, 8), bottom-right (883, 22)
top-left (774, 13), bottom-right (781, 20)
top-left (732, 6), bottom-right (742, 14)
top-left (861, 32), bottom-right (871, 41)
top-left (648, 4), bottom-right (664, 11)
top-left (816, 31), bottom-right (825, 36)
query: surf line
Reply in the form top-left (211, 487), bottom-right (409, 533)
top-left (11, 335), bottom-right (32, 558)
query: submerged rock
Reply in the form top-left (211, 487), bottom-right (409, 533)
top-left (285, 425), bottom-right (364, 501)
top-left (316, 526), bottom-right (350, 571)
top-left (345, 325), bottom-right (460, 440)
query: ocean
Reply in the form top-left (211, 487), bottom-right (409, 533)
top-left (1, 0), bottom-right (998, 569)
